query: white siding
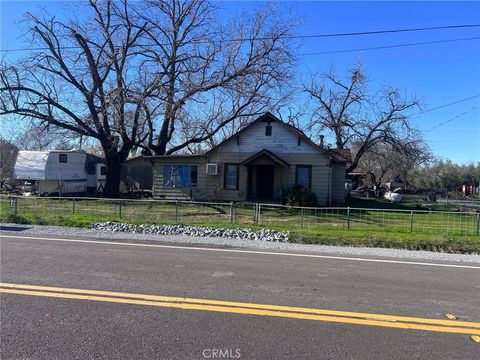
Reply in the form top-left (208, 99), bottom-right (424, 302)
top-left (217, 121), bottom-right (319, 155)
top-left (45, 152), bottom-right (87, 180)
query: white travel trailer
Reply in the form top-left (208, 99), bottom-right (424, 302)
top-left (14, 150), bottom-right (106, 195)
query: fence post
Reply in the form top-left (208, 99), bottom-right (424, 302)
top-left (72, 197), bottom-right (76, 214)
top-left (347, 207), bottom-right (350, 230)
top-left (175, 201), bottom-right (179, 224)
top-left (13, 197), bottom-right (18, 216)
top-left (257, 203), bottom-right (261, 225)
top-left (476, 213), bottom-right (480, 236)
top-left (229, 202), bottom-right (234, 224)
top-left (410, 211), bottom-right (414, 233)
top-left (301, 208), bottom-right (304, 228)
top-left (118, 202), bottom-right (122, 219)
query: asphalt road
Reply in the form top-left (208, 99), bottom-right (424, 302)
top-left (1, 233), bottom-right (479, 360)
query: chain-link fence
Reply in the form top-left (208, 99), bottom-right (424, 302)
top-left (2, 196), bottom-right (479, 236)
top-left (437, 196), bottom-right (480, 208)
top-left (257, 203), bottom-right (480, 236)
top-left (3, 196), bottom-right (234, 226)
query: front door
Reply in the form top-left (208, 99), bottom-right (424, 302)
top-left (256, 165), bottom-right (274, 200)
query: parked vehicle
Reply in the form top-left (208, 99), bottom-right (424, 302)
top-left (14, 150), bottom-right (106, 196)
top-left (384, 191), bottom-right (403, 203)
top-left (21, 181), bottom-right (34, 193)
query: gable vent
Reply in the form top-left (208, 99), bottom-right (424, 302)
top-left (265, 125), bottom-right (272, 136)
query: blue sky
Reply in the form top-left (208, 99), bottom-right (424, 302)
top-left (1, 1), bottom-right (479, 163)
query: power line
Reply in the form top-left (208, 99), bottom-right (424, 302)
top-left (411, 95), bottom-right (480, 118)
top-left (423, 95), bottom-right (480, 113)
top-left (287, 24), bottom-right (480, 40)
top-left (302, 36), bottom-right (480, 56)
top-left (3, 36), bottom-right (478, 56)
top-left (425, 106), bottom-right (479, 132)
top-left (1, 24), bottom-right (479, 53)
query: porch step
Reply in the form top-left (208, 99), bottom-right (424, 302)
top-left (155, 188), bottom-right (191, 200)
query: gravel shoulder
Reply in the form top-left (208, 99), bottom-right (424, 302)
top-left (1, 223), bottom-right (479, 264)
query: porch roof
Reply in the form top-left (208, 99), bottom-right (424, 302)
top-left (240, 149), bottom-right (290, 167)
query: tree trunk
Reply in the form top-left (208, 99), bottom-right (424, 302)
top-left (103, 152), bottom-right (123, 198)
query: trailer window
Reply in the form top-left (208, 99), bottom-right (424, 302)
top-left (100, 166), bottom-right (107, 175)
top-left (59, 154), bottom-right (67, 163)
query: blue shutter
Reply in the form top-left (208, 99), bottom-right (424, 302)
top-left (163, 164), bottom-right (191, 187)
top-left (180, 165), bottom-right (191, 187)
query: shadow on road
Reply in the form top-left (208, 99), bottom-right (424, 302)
top-left (0, 225), bottom-right (32, 232)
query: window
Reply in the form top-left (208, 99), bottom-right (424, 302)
top-left (296, 165), bottom-right (312, 188)
top-left (59, 154), bottom-right (67, 163)
top-left (265, 125), bottom-right (272, 136)
top-left (100, 166), bottom-right (107, 176)
top-left (163, 165), bottom-right (195, 188)
top-left (224, 164), bottom-right (239, 190)
top-left (190, 166), bottom-right (198, 187)
top-left (206, 163), bottom-right (218, 175)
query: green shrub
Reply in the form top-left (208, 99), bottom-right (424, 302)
top-left (281, 184), bottom-right (317, 207)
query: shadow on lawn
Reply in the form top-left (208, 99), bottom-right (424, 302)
top-left (346, 197), bottom-right (438, 211)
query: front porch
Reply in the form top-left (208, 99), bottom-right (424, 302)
top-left (241, 149), bottom-right (290, 202)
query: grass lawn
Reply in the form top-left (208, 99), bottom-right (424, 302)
top-left (1, 195), bottom-right (479, 254)
top-left (345, 197), bottom-right (459, 211)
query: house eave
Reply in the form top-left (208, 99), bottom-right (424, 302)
top-left (143, 154), bottom-right (205, 160)
top-left (240, 149), bottom-right (290, 167)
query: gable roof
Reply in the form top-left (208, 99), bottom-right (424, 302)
top-left (205, 112), bottom-right (318, 154)
top-left (205, 112), bottom-right (351, 163)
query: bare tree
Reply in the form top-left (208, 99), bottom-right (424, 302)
top-left (0, 138), bottom-right (18, 183)
top-left (134, 0), bottom-right (296, 155)
top-left (14, 122), bottom-right (73, 150)
top-left (0, 0), bottom-right (152, 196)
top-left (303, 65), bottom-right (421, 174)
top-left (354, 139), bottom-right (431, 190)
top-left (1, 0), bottom-right (296, 195)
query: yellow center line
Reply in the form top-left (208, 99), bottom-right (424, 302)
top-left (1, 284), bottom-right (479, 335)
top-left (1, 282), bottom-right (479, 329)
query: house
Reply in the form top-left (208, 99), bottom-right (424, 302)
top-left (146, 113), bottom-right (351, 205)
top-left (14, 149), bottom-right (106, 195)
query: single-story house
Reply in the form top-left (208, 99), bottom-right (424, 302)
top-left (14, 149), bottom-right (106, 195)
top-left (146, 112), bottom-right (351, 205)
